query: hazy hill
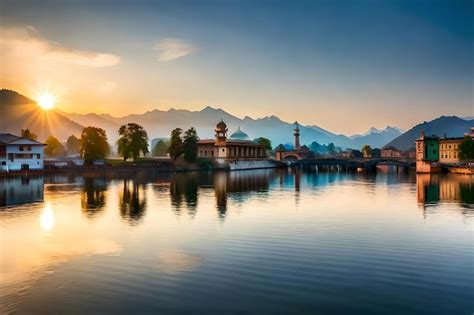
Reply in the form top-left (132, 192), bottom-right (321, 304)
top-left (62, 105), bottom-right (403, 149)
top-left (349, 126), bottom-right (404, 149)
top-left (1, 90), bottom-right (404, 148)
top-left (0, 89), bottom-right (84, 141)
top-left (384, 116), bottom-right (473, 150)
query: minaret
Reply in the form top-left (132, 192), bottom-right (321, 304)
top-left (294, 121), bottom-right (300, 150)
top-left (215, 120), bottom-right (228, 146)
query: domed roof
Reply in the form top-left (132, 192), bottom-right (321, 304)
top-left (229, 126), bottom-right (250, 141)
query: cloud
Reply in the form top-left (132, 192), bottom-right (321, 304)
top-left (153, 38), bottom-right (199, 62)
top-left (1, 25), bottom-right (121, 67)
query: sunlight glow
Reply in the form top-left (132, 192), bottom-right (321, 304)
top-left (40, 203), bottom-right (55, 232)
top-left (37, 94), bottom-right (55, 110)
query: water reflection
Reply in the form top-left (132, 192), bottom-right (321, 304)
top-left (119, 179), bottom-right (147, 224)
top-left (417, 174), bottom-right (474, 209)
top-left (81, 177), bottom-right (108, 217)
top-left (170, 172), bottom-right (200, 217)
top-left (0, 176), bottom-right (44, 206)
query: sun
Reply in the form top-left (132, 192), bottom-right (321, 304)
top-left (37, 94), bottom-right (55, 110)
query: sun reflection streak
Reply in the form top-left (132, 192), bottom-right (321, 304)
top-left (40, 203), bottom-right (55, 232)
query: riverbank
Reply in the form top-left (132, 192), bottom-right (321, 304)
top-left (0, 157), bottom-right (285, 177)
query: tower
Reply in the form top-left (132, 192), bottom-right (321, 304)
top-left (215, 120), bottom-right (228, 158)
top-left (215, 120), bottom-right (228, 146)
top-left (294, 121), bottom-right (300, 150)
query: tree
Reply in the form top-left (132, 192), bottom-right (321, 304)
top-left (183, 127), bottom-right (199, 163)
top-left (310, 141), bottom-right (322, 153)
top-left (327, 143), bottom-right (336, 155)
top-left (351, 149), bottom-right (363, 158)
top-left (117, 123), bottom-right (149, 161)
top-left (152, 140), bottom-right (169, 157)
top-left (253, 137), bottom-right (272, 151)
top-left (361, 145), bottom-right (372, 158)
top-left (20, 128), bottom-right (37, 140)
top-left (371, 148), bottom-right (381, 158)
top-left (66, 135), bottom-right (82, 156)
top-left (81, 127), bottom-right (110, 163)
top-left (168, 128), bottom-right (183, 160)
top-left (459, 136), bottom-right (474, 160)
top-left (44, 136), bottom-right (66, 157)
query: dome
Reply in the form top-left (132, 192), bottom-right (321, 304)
top-left (229, 126), bottom-right (250, 141)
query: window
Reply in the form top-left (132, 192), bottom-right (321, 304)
top-left (37, 154), bottom-right (41, 159)
top-left (19, 145), bottom-right (24, 151)
top-left (1, 161), bottom-right (5, 165)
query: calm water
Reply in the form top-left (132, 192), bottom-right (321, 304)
top-left (1, 169), bottom-right (473, 314)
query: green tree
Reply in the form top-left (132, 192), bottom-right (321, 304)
top-left (371, 148), bottom-right (381, 158)
top-left (117, 123), bottom-right (149, 161)
top-left (254, 137), bottom-right (272, 151)
top-left (81, 127), bottom-right (110, 163)
top-left (361, 145), bottom-right (372, 158)
top-left (168, 128), bottom-right (183, 161)
top-left (20, 128), bottom-right (38, 140)
top-left (275, 144), bottom-right (286, 152)
top-left (327, 143), bottom-right (336, 155)
top-left (459, 136), bottom-right (474, 160)
top-left (66, 135), bottom-right (82, 156)
top-left (183, 127), bottom-right (199, 163)
top-left (44, 136), bottom-right (66, 157)
top-left (152, 140), bottom-right (169, 157)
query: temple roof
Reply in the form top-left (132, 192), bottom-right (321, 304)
top-left (229, 127), bottom-right (250, 141)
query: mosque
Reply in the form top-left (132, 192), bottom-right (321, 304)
top-left (197, 121), bottom-right (266, 159)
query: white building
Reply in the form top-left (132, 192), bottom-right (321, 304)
top-left (0, 133), bottom-right (45, 172)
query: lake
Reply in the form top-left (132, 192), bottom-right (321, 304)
top-left (1, 169), bottom-right (473, 314)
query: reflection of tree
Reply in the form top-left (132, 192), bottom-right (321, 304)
top-left (170, 173), bottom-right (199, 217)
top-left (119, 180), bottom-right (146, 224)
top-left (81, 177), bottom-right (107, 218)
top-left (460, 183), bottom-right (474, 205)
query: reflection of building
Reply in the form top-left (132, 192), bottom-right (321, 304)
top-left (197, 121), bottom-right (266, 159)
top-left (0, 176), bottom-right (44, 206)
top-left (0, 133), bottom-right (45, 172)
top-left (416, 174), bottom-right (473, 207)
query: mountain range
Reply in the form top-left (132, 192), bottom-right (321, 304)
top-left (60, 106), bottom-right (404, 149)
top-left (1, 89), bottom-right (471, 150)
top-left (0, 89), bottom-right (83, 140)
top-left (385, 116), bottom-right (473, 150)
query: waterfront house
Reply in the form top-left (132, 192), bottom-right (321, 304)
top-left (439, 138), bottom-right (463, 164)
top-left (381, 146), bottom-right (402, 158)
top-left (197, 121), bottom-right (266, 159)
top-left (0, 133), bottom-right (45, 172)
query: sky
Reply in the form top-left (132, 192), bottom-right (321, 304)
top-left (1, 0), bottom-right (473, 135)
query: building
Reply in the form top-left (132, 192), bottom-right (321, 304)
top-left (197, 121), bottom-right (266, 159)
top-left (0, 133), bottom-right (45, 172)
top-left (381, 146), bottom-right (402, 158)
top-left (275, 122), bottom-right (312, 161)
top-left (439, 138), bottom-right (463, 163)
top-left (415, 132), bottom-right (440, 173)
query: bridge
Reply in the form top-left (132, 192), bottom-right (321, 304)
top-left (284, 157), bottom-right (415, 172)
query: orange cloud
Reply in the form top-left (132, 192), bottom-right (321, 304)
top-left (1, 25), bottom-right (120, 68)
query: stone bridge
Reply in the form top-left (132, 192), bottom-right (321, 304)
top-left (287, 157), bottom-right (415, 171)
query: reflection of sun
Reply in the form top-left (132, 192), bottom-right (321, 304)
top-left (37, 93), bottom-right (55, 110)
top-left (40, 203), bottom-right (55, 232)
